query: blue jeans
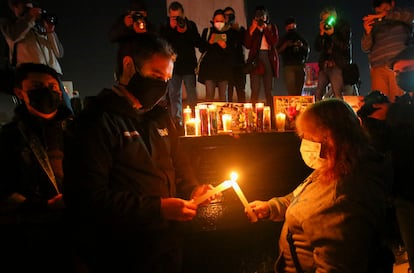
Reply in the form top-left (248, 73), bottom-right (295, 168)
top-left (167, 74), bottom-right (197, 124)
top-left (315, 65), bottom-right (343, 101)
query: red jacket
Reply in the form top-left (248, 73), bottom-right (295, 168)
top-left (244, 23), bottom-right (279, 77)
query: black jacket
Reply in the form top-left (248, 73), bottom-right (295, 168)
top-left (63, 88), bottom-right (199, 273)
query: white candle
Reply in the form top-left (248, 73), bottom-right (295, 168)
top-left (193, 180), bottom-right (233, 205)
top-left (222, 114), bottom-right (232, 132)
top-left (230, 176), bottom-right (258, 222)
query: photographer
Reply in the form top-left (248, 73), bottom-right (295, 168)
top-left (277, 17), bottom-right (310, 95)
top-left (314, 7), bottom-right (351, 101)
top-left (159, 1), bottom-right (203, 133)
top-left (244, 6), bottom-right (279, 114)
top-left (0, 0), bottom-right (73, 112)
top-left (108, 0), bottom-right (156, 43)
top-left (361, 0), bottom-right (414, 102)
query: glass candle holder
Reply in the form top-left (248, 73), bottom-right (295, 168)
top-left (222, 114), bottom-right (232, 132)
top-left (208, 104), bottom-right (218, 135)
top-left (264, 106), bottom-right (271, 131)
top-left (255, 103), bottom-right (264, 132)
top-left (243, 103), bottom-right (254, 132)
top-left (275, 112), bottom-right (286, 132)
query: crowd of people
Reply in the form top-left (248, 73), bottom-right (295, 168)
top-left (0, 0), bottom-right (414, 273)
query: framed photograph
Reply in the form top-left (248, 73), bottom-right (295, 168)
top-left (273, 96), bottom-right (315, 131)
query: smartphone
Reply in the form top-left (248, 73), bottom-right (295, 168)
top-left (213, 33), bottom-right (227, 43)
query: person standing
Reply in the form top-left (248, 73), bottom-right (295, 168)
top-left (62, 33), bottom-right (212, 273)
top-left (314, 7), bottom-right (351, 101)
top-left (197, 9), bottom-right (236, 102)
top-left (247, 99), bottom-right (392, 272)
top-left (159, 1), bottom-right (203, 132)
top-left (1, 0), bottom-right (72, 112)
top-left (244, 6), bottom-right (279, 110)
top-left (108, 0), bottom-right (157, 43)
top-left (277, 17), bottom-right (310, 96)
top-left (224, 6), bottom-right (246, 103)
top-left (0, 63), bottom-right (75, 273)
top-left (361, 0), bottom-right (414, 102)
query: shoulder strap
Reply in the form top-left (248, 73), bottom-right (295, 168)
top-left (18, 122), bottom-right (60, 194)
top-left (287, 229), bottom-right (305, 273)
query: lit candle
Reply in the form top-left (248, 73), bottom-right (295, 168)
top-left (208, 104), bottom-right (218, 135)
top-left (255, 103), bottom-right (264, 132)
top-left (243, 103), bottom-right (254, 132)
top-left (230, 172), bottom-right (258, 222)
top-left (264, 106), bottom-right (271, 131)
top-left (183, 105), bottom-right (192, 124)
top-left (222, 114), bottom-right (232, 132)
top-left (275, 112), bottom-right (286, 132)
top-left (193, 180), bottom-right (233, 205)
top-left (185, 118), bottom-right (200, 136)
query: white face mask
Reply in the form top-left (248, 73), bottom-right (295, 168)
top-left (214, 22), bottom-right (225, 31)
top-left (300, 139), bottom-right (326, 169)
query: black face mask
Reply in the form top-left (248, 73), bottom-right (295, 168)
top-left (126, 72), bottom-right (168, 111)
top-left (396, 70), bottom-right (414, 92)
top-left (27, 87), bottom-right (62, 114)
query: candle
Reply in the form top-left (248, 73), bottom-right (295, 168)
top-left (222, 114), bottom-right (232, 132)
top-left (255, 103), bottom-right (264, 132)
top-left (183, 105), bottom-right (192, 124)
top-left (243, 103), bottom-right (254, 132)
top-left (196, 105), bottom-right (209, 136)
top-left (193, 180), bottom-right (233, 205)
top-left (230, 172), bottom-right (258, 222)
top-left (275, 112), bottom-right (286, 132)
top-left (184, 118), bottom-right (195, 136)
top-left (263, 106), bottom-right (271, 132)
top-left (208, 104), bottom-right (218, 135)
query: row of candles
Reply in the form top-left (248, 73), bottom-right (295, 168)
top-left (183, 103), bottom-right (286, 136)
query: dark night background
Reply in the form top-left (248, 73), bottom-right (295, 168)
top-left (1, 0), bottom-right (413, 100)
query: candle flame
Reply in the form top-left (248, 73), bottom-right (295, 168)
top-left (230, 172), bottom-right (238, 182)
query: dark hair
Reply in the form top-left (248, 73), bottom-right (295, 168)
top-left (213, 9), bottom-right (225, 18)
top-left (169, 1), bottom-right (184, 12)
top-left (223, 6), bottom-right (235, 14)
top-left (14, 63), bottom-right (60, 89)
top-left (285, 16), bottom-right (296, 26)
top-left (129, 0), bottom-right (147, 11)
top-left (373, 0), bottom-right (393, 8)
top-left (114, 33), bottom-right (176, 80)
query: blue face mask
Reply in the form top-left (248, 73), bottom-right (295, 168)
top-left (126, 71), bottom-right (168, 111)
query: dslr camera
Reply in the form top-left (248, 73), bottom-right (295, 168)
top-left (131, 12), bottom-right (147, 31)
top-left (254, 10), bottom-right (268, 27)
top-left (176, 16), bottom-right (186, 28)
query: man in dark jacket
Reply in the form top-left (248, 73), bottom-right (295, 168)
top-left (0, 63), bottom-right (74, 273)
top-left (159, 1), bottom-right (203, 133)
top-left (63, 33), bottom-right (212, 273)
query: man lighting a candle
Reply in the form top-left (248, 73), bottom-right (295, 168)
top-left (62, 33), bottom-right (213, 273)
top-left (246, 99), bottom-right (393, 272)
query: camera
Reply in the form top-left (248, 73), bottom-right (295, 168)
top-left (176, 16), bottom-right (186, 28)
top-left (323, 15), bottom-right (336, 30)
top-left (226, 14), bottom-right (235, 25)
top-left (292, 40), bottom-right (303, 52)
top-left (255, 10), bottom-right (267, 27)
top-left (131, 12), bottom-right (147, 30)
top-left (41, 10), bottom-right (58, 25)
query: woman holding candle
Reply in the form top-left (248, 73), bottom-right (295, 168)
top-left (247, 99), bottom-right (393, 272)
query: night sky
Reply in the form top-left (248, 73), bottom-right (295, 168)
top-left (1, 0), bottom-right (413, 100)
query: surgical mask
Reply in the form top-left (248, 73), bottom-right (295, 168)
top-left (396, 70), bottom-right (414, 92)
top-left (126, 71), bottom-right (168, 111)
top-left (214, 22), bottom-right (225, 31)
top-left (299, 139), bottom-right (326, 169)
top-left (27, 87), bottom-right (61, 114)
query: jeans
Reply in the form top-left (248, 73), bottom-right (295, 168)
top-left (370, 66), bottom-right (404, 102)
top-left (283, 64), bottom-right (305, 96)
top-left (167, 73), bottom-right (197, 124)
top-left (205, 80), bottom-right (228, 102)
top-left (394, 197), bottom-right (414, 270)
top-left (315, 65), bottom-right (343, 101)
top-left (250, 50), bottom-right (274, 107)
